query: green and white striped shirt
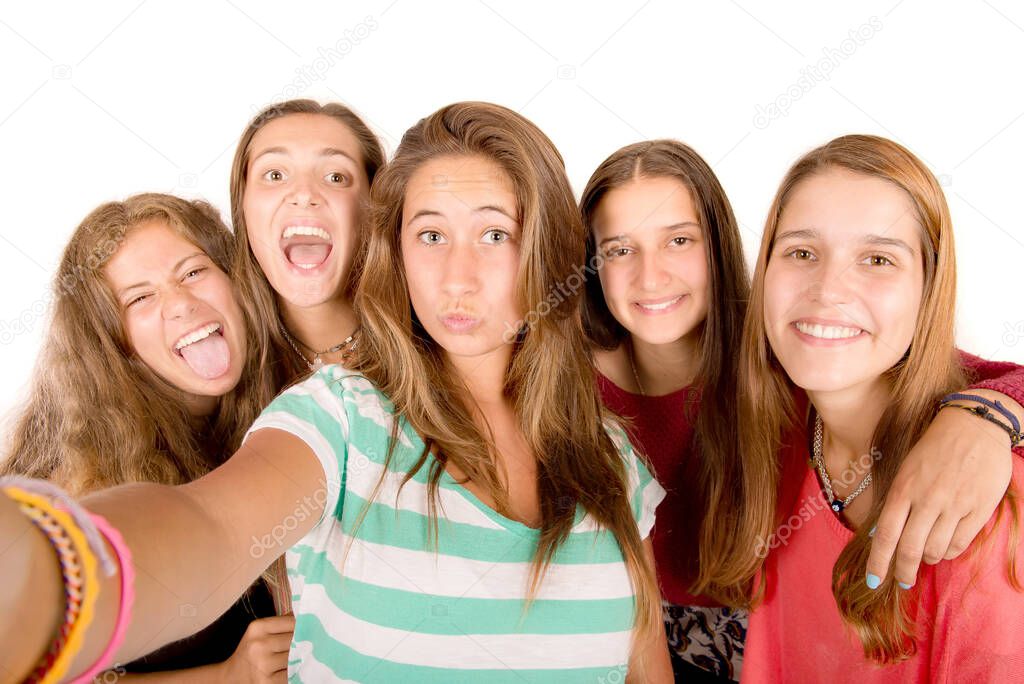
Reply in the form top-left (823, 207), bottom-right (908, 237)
top-left (245, 365), bottom-right (665, 683)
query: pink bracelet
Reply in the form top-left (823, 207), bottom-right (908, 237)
top-left (71, 513), bottom-right (135, 684)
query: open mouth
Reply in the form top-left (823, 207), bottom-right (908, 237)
top-left (173, 322), bottom-right (230, 379)
top-left (280, 225), bottom-right (333, 271)
top-left (793, 321), bottom-right (866, 340)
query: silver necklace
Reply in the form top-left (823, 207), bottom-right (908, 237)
top-left (280, 325), bottom-right (359, 371)
top-left (811, 415), bottom-right (873, 513)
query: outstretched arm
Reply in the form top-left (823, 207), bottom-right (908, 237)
top-left (0, 428), bottom-right (322, 683)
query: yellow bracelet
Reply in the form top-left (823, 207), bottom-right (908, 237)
top-left (3, 487), bottom-right (100, 684)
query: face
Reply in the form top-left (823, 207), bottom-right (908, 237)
top-left (764, 167), bottom-right (925, 394)
top-left (401, 154), bottom-right (523, 368)
top-left (105, 220), bottom-right (248, 415)
top-left (593, 176), bottom-right (709, 346)
top-left (242, 113), bottom-right (368, 308)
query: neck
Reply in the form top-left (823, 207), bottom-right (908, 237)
top-left (445, 346), bottom-right (513, 410)
top-left (279, 296), bottom-right (357, 353)
top-left (630, 328), bottom-right (700, 395)
top-left (809, 377), bottom-right (891, 473)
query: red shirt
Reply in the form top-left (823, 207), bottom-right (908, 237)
top-left (743, 352), bottom-right (1024, 682)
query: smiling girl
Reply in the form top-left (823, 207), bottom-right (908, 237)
top-left (0, 193), bottom-right (289, 680)
top-left (579, 139), bottom-right (1024, 682)
top-left (1, 103), bottom-right (671, 683)
top-left (739, 135), bottom-right (1024, 681)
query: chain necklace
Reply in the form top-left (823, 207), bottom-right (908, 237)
top-left (811, 414), bottom-right (873, 513)
top-left (280, 325), bottom-right (359, 371)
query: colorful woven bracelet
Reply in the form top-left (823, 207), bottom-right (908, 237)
top-left (3, 487), bottom-right (100, 684)
top-left (72, 512), bottom-right (136, 684)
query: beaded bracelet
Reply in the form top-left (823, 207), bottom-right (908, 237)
top-left (3, 487), bottom-right (100, 684)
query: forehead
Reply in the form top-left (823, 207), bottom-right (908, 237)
top-left (105, 220), bottom-right (199, 281)
top-left (403, 155), bottom-right (517, 216)
top-left (249, 113), bottom-right (363, 162)
top-left (779, 168), bottom-right (920, 245)
top-left (593, 176), bottom-right (697, 237)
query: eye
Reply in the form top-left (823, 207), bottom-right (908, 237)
top-left (126, 293), bottom-right (151, 308)
top-left (864, 254), bottom-right (894, 267)
top-left (482, 229), bottom-right (510, 245)
top-left (183, 266), bottom-right (207, 280)
top-left (785, 248), bottom-right (815, 261)
top-left (604, 245), bottom-right (633, 259)
top-left (262, 169), bottom-right (285, 182)
top-left (325, 171), bottom-right (348, 184)
top-left (669, 236), bottom-right (691, 247)
top-left (417, 230), bottom-right (446, 246)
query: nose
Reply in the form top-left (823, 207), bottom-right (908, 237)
top-left (162, 284), bottom-right (200, 321)
top-left (807, 254), bottom-right (855, 308)
top-left (287, 174), bottom-right (322, 208)
top-left (636, 249), bottom-right (671, 292)
top-left (440, 242), bottom-right (481, 299)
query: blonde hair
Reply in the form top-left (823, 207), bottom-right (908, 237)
top-left (349, 101), bottom-right (662, 652)
top-left (738, 134), bottom-right (1021, 661)
top-left (2, 193), bottom-right (274, 495)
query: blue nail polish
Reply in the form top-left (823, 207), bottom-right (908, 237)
top-left (869, 525), bottom-right (876, 538)
top-left (866, 573), bottom-right (881, 590)
top-left (898, 582), bottom-right (913, 590)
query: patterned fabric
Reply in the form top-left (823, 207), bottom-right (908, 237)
top-left (663, 601), bottom-right (747, 682)
top-left (244, 365), bottom-right (666, 683)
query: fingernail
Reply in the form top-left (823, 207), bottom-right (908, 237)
top-left (898, 582), bottom-right (913, 590)
top-left (866, 573), bottom-right (881, 590)
top-left (869, 525), bottom-right (876, 538)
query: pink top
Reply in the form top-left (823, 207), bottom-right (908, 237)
top-left (743, 353), bottom-right (1024, 682)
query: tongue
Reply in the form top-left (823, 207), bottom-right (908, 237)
top-left (286, 243), bottom-right (330, 268)
top-left (180, 333), bottom-right (230, 380)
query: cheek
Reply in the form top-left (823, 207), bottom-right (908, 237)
top-left (762, 264), bottom-right (795, 332)
top-left (598, 263), bottom-right (630, 309)
top-left (123, 312), bottom-right (158, 360)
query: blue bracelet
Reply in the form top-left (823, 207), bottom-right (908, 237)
top-left (940, 392), bottom-right (1021, 434)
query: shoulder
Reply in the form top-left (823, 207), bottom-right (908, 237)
top-left (593, 343), bottom-right (632, 389)
top-left (603, 418), bottom-right (666, 535)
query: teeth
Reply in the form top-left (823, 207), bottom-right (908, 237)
top-left (283, 226), bottom-right (332, 242)
top-left (637, 296), bottom-right (682, 312)
top-left (174, 323), bottom-right (221, 351)
top-left (795, 321), bottom-right (863, 339)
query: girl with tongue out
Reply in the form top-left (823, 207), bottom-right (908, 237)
top-left (229, 100), bottom-right (385, 389)
top-left (1, 102), bottom-right (673, 683)
top-left (1, 193), bottom-right (291, 680)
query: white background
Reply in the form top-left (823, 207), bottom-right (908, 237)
top-left (1, 1), bottom-right (1022, 421)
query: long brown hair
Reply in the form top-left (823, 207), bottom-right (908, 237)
top-left (1, 193), bottom-right (274, 495)
top-left (738, 134), bottom-right (1021, 661)
top-left (349, 101), bottom-right (661, 651)
top-left (228, 99), bottom-right (385, 389)
top-left (579, 139), bottom-right (752, 605)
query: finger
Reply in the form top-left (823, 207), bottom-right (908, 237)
top-left (865, 492), bottom-right (912, 586)
top-left (266, 632), bottom-right (294, 654)
top-left (254, 614), bottom-right (296, 634)
top-left (945, 511), bottom-right (989, 561)
top-left (888, 506), bottom-right (938, 588)
top-left (921, 512), bottom-right (962, 566)
top-left (259, 650), bottom-right (291, 680)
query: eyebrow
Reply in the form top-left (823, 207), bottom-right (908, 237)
top-left (118, 252), bottom-right (205, 296)
top-left (251, 146), bottom-right (357, 165)
top-left (775, 228), bottom-right (916, 255)
top-left (598, 221), bottom-right (701, 247)
top-left (408, 204), bottom-right (519, 223)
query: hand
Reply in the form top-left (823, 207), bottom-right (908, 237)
top-left (866, 395), bottom-right (1015, 588)
top-left (216, 614), bottom-right (295, 683)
